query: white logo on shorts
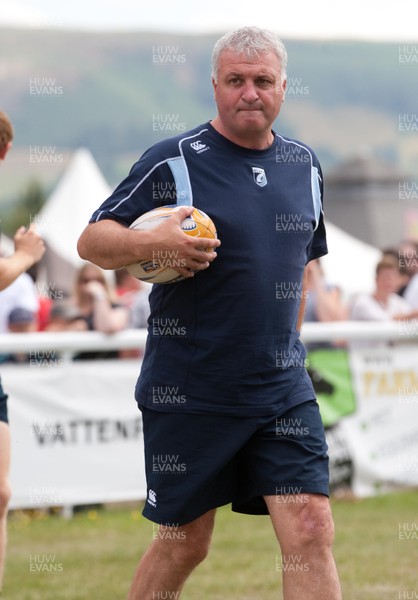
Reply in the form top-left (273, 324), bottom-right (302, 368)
top-left (147, 489), bottom-right (157, 508)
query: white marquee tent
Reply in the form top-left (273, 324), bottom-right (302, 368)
top-left (321, 221), bottom-right (381, 299)
top-left (36, 148), bottom-right (112, 294)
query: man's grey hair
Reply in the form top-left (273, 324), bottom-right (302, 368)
top-left (212, 26), bottom-right (288, 83)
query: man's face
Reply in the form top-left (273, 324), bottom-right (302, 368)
top-left (212, 50), bottom-right (286, 145)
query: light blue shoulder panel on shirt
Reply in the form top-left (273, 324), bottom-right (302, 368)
top-left (311, 166), bottom-right (322, 231)
top-left (167, 157), bottom-right (193, 206)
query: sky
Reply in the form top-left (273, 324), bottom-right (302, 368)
top-left (1, 0), bottom-right (418, 41)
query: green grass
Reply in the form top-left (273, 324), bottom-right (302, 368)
top-left (4, 492), bottom-right (418, 599)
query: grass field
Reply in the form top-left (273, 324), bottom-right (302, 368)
top-left (4, 491), bottom-right (418, 599)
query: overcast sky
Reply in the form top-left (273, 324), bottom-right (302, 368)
top-left (1, 0), bottom-right (418, 41)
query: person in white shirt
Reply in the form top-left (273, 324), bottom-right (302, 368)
top-left (351, 257), bottom-right (418, 321)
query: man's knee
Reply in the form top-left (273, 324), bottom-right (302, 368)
top-left (153, 512), bottom-right (214, 568)
top-left (295, 496), bottom-right (335, 551)
top-left (0, 481), bottom-right (11, 516)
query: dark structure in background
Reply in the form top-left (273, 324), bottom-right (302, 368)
top-left (325, 155), bottom-right (417, 249)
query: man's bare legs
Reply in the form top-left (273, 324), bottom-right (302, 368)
top-left (127, 509), bottom-right (216, 600)
top-left (265, 493), bottom-right (342, 600)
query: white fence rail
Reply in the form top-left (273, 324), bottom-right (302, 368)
top-left (0, 320), bottom-right (417, 355)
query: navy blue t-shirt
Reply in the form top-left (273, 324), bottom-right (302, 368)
top-left (90, 122), bottom-right (328, 416)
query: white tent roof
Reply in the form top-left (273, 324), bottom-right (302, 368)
top-left (37, 148), bottom-right (112, 267)
top-left (321, 221), bottom-right (381, 298)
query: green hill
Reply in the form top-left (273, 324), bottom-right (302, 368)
top-left (1, 28), bottom-right (417, 203)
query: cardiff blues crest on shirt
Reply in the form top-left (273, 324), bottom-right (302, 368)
top-left (252, 166), bottom-right (267, 187)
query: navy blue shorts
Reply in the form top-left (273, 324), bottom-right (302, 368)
top-left (0, 377), bottom-right (8, 424)
top-left (141, 399), bottom-right (329, 525)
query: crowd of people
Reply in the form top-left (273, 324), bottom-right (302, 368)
top-left (0, 263), bottom-right (151, 361)
top-left (303, 241), bottom-right (418, 326)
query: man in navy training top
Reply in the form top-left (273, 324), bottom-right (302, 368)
top-left (78, 26), bottom-right (342, 600)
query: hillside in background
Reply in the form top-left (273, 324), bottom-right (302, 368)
top-left (1, 27), bottom-right (417, 209)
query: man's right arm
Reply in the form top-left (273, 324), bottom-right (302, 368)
top-left (77, 207), bottom-right (220, 278)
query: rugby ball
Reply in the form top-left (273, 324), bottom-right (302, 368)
top-left (126, 205), bottom-right (217, 284)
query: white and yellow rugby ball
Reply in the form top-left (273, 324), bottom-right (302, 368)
top-left (126, 205), bottom-right (217, 284)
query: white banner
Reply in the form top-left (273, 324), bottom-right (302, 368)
top-left (342, 344), bottom-right (418, 496)
top-left (2, 343), bottom-right (418, 506)
top-left (2, 359), bottom-right (146, 509)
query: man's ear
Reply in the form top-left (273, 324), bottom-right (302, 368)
top-left (212, 77), bottom-right (217, 99)
top-left (0, 141), bottom-right (12, 160)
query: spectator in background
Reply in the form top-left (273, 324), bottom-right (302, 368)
top-left (72, 263), bottom-right (129, 334)
top-left (0, 308), bottom-right (37, 364)
top-left (44, 300), bottom-right (87, 332)
top-left (397, 240), bottom-right (418, 309)
top-left (303, 259), bottom-right (348, 351)
top-left (71, 263), bottom-right (129, 360)
top-left (0, 108), bottom-right (45, 593)
top-left (0, 233), bottom-right (43, 334)
top-left (398, 240), bottom-right (418, 298)
top-left (114, 268), bottom-right (143, 309)
top-left (382, 240), bottom-right (418, 297)
top-left (351, 256), bottom-right (418, 321)
top-left (114, 268), bottom-right (150, 357)
top-left (304, 259), bottom-right (348, 323)
top-left (130, 284), bottom-right (151, 330)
